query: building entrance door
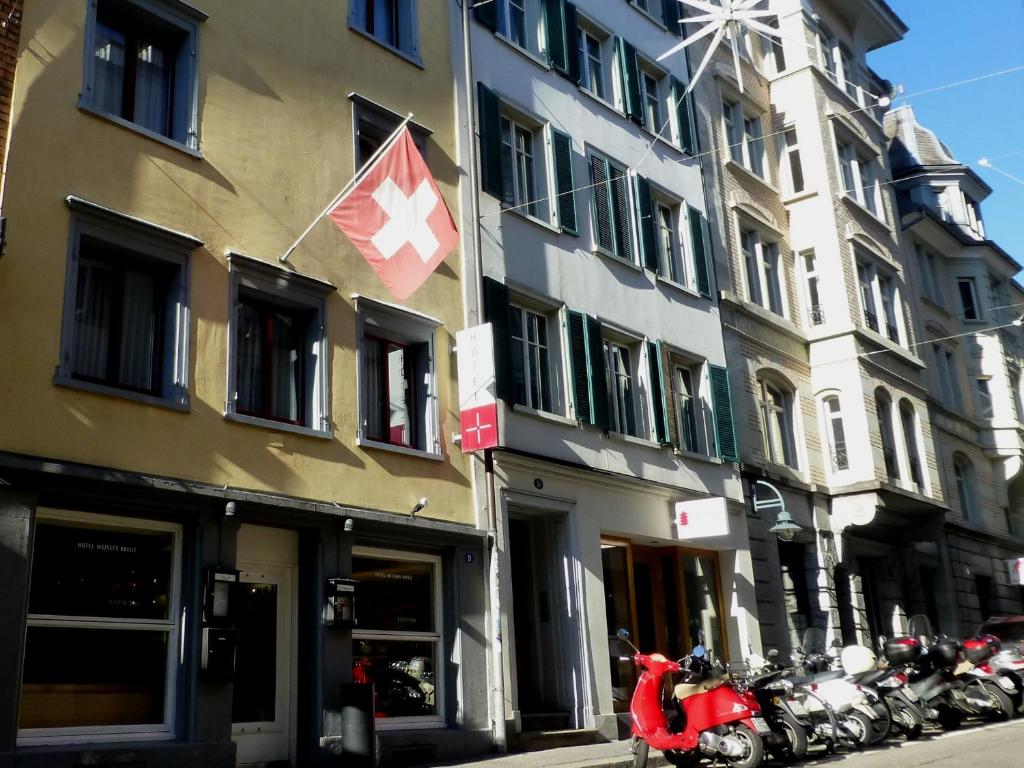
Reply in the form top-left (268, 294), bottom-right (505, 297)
top-left (232, 525), bottom-right (299, 767)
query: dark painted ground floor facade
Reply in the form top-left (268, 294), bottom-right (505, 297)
top-left (0, 453), bottom-right (490, 768)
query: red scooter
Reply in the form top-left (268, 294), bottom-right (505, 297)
top-left (618, 629), bottom-right (770, 768)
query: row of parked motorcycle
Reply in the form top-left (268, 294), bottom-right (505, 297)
top-left (621, 615), bottom-right (1024, 768)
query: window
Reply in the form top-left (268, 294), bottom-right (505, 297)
top-left (653, 198), bottom-right (687, 284)
top-left (578, 26), bottom-right (607, 100)
top-left (674, 363), bottom-right (703, 454)
top-left (500, 114), bottom-right (541, 217)
top-left (784, 127), bottom-right (805, 194)
top-left (496, 0), bottom-right (541, 57)
top-left (357, 297), bottom-right (439, 455)
top-left (958, 278), bottom-right (982, 320)
top-left (352, 98), bottom-right (428, 169)
top-left (740, 228), bottom-right (786, 316)
top-left (723, 101), bottom-right (766, 178)
top-left (953, 454), bottom-right (978, 524)
top-left (57, 197), bottom-right (194, 408)
top-left (352, 549), bottom-right (443, 722)
top-left (227, 254), bottom-right (331, 436)
top-left (760, 17), bottom-right (786, 74)
top-left (878, 275), bottom-right (900, 342)
top-left (1010, 370), bottom-right (1023, 422)
top-left (856, 257), bottom-right (900, 342)
top-left (590, 153), bottom-right (633, 260)
top-left (818, 26), bottom-right (837, 81)
top-left (823, 395), bottom-right (849, 471)
top-left (900, 400), bottom-right (923, 490)
top-left (758, 376), bottom-right (797, 468)
top-left (838, 44), bottom-right (859, 101)
top-left (350, 0), bottom-right (419, 58)
top-left (631, 0), bottom-right (663, 23)
top-left (857, 261), bottom-right (878, 332)
top-left (838, 141), bottom-right (883, 217)
top-left (18, 512), bottom-right (180, 739)
top-left (876, 390), bottom-right (899, 480)
top-left (82, 0), bottom-right (202, 149)
top-left (915, 243), bottom-right (943, 303)
top-left (641, 68), bottom-right (662, 131)
top-left (988, 274), bottom-right (1008, 322)
top-left (605, 339), bottom-right (639, 437)
top-left (932, 343), bottom-right (962, 409)
top-left (510, 305), bottom-right (553, 412)
top-left (965, 194), bottom-right (985, 237)
top-left (976, 378), bottom-right (994, 419)
top-left (802, 251), bottom-right (824, 326)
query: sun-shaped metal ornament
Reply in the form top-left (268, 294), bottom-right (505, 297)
top-left (658, 0), bottom-right (782, 96)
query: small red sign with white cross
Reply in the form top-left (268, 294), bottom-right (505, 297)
top-left (456, 323), bottom-right (499, 453)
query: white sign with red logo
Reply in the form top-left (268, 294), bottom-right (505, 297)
top-left (674, 497), bottom-right (730, 540)
top-left (456, 323), bottom-right (499, 453)
top-left (1008, 558), bottom-right (1024, 586)
top-left (328, 127), bottom-right (459, 302)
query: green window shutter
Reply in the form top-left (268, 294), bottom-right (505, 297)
top-left (567, 310), bottom-right (592, 424)
top-left (647, 340), bottom-right (671, 444)
top-left (590, 155), bottom-right (613, 251)
top-left (483, 276), bottom-right (513, 403)
top-left (609, 164), bottom-right (633, 261)
top-left (564, 2), bottom-right (581, 85)
top-left (661, 345), bottom-right (681, 449)
top-left (709, 364), bottom-right (739, 462)
top-left (688, 205), bottom-right (713, 298)
top-left (586, 314), bottom-right (611, 431)
top-left (634, 175), bottom-right (657, 271)
top-left (615, 37), bottom-right (643, 125)
top-left (671, 77), bottom-right (697, 154)
top-left (543, 0), bottom-right (569, 74)
top-left (662, 0), bottom-right (681, 36)
top-left (552, 129), bottom-right (578, 235)
top-left (477, 82), bottom-right (504, 199)
top-left (475, 0), bottom-right (498, 32)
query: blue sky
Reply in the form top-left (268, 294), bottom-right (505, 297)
top-left (869, 0), bottom-right (1024, 268)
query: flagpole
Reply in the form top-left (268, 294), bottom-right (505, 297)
top-left (279, 112), bottom-right (415, 263)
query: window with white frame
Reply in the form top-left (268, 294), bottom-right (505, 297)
top-left (856, 256), bottom-right (900, 342)
top-left (723, 101), bottom-right (766, 178)
top-left (496, 0), bottom-right (543, 57)
top-left (640, 66), bottom-right (663, 133)
top-left (604, 337), bottom-right (641, 437)
top-left (741, 227), bottom-right (785, 316)
top-left (357, 298), bottom-right (439, 454)
top-left (837, 140), bottom-right (883, 217)
top-left (56, 197), bottom-right (195, 409)
top-left (18, 511), bottom-right (181, 739)
top-left (915, 243), bottom-right (943, 304)
top-left (975, 377), bottom-right (994, 419)
top-left (1010, 370), bottom-right (1023, 422)
top-left (353, 98), bottom-right (428, 169)
top-left (760, 16), bottom-right (786, 74)
top-left (510, 304), bottom-right (554, 413)
top-left (349, 0), bottom-right (419, 59)
top-left (988, 274), bottom-right (1008, 322)
top-left (838, 44), bottom-right (860, 102)
top-left (953, 454), bottom-right (978, 524)
top-left (228, 254), bottom-right (332, 436)
top-left (783, 127), bottom-right (805, 194)
top-left (822, 395), bottom-right (849, 472)
top-left (856, 260), bottom-right (879, 332)
top-left (83, 0), bottom-right (203, 150)
top-left (876, 390), bottom-right (900, 480)
top-left (630, 0), bottom-right (663, 24)
top-left (500, 112), bottom-right (547, 219)
top-left (878, 274), bottom-right (901, 343)
top-left (818, 25), bottom-right (859, 101)
top-left (673, 360), bottom-right (705, 455)
top-left (577, 24), bottom-right (609, 101)
top-left (964, 193), bottom-right (985, 237)
top-left (801, 250), bottom-right (824, 326)
top-left (899, 399), bottom-right (924, 490)
top-left (590, 152), bottom-right (633, 261)
top-left (758, 375), bottom-right (797, 468)
top-left (352, 548), bottom-right (443, 722)
top-left (932, 342), bottom-right (962, 410)
top-left (958, 277), bottom-right (982, 320)
top-left (818, 26), bottom-right (837, 81)
top-left (653, 194), bottom-right (692, 287)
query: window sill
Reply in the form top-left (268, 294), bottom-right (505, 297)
top-left (655, 274), bottom-right (701, 300)
top-left (78, 102), bottom-right (201, 159)
top-left (814, 67), bottom-right (882, 128)
top-left (720, 290), bottom-right (806, 341)
top-left (840, 193), bottom-right (889, 229)
top-left (782, 188), bottom-right (819, 205)
top-left (511, 403), bottom-right (577, 428)
top-left (494, 32), bottom-right (551, 72)
top-left (593, 247), bottom-right (641, 273)
top-left (852, 327), bottom-right (926, 368)
top-left (627, 2), bottom-right (670, 33)
top-left (348, 24), bottom-right (424, 69)
top-left (17, 729), bottom-right (175, 747)
top-left (608, 430), bottom-right (661, 450)
top-left (639, 124), bottom-right (687, 159)
top-left (725, 160), bottom-right (778, 195)
top-left (578, 86), bottom-right (626, 123)
top-left (357, 437), bottom-right (444, 462)
top-left (224, 411), bottom-right (332, 440)
top-left (374, 716), bottom-right (447, 732)
top-left (920, 295), bottom-right (953, 316)
top-left (503, 204), bottom-right (560, 236)
top-left (54, 374), bottom-right (190, 412)
top-left (674, 447), bottom-right (723, 466)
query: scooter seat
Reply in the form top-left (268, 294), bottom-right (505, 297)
top-left (854, 669), bottom-right (888, 686)
top-left (811, 669), bottom-right (845, 684)
top-left (674, 676), bottom-right (727, 700)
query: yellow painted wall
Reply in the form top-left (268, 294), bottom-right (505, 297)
top-left (0, 1), bottom-right (474, 524)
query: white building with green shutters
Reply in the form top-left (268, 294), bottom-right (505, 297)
top-left (452, 0), bottom-right (757, 744)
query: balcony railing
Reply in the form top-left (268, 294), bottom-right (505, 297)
top-left (809, 305), bottom-right (825, 326)
top-left (864, 310), bottom-right (879, 333)
top-left (832, 443), bottom-right (849, 472)
top-left (886, 323), bottom-right (899, 343)
top-left (882, 447), bottom-right (898, 480)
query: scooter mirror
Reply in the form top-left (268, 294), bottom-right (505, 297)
top-left (692, 644), bottom-right (706, 658)
top-left (767, 648), bottom-right (779, 658)
top-left (616, 628), bottom-right (631, 640)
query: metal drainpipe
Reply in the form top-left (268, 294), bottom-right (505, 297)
top-left (461, 0), bottom-right (507, 753)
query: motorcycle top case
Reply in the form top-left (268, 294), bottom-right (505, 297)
top-left (883, 636), bottom-right (923, 666)
top-left (963, 635), bottom-right (1000, 664)
top-left (930, 637), bottom-right (961, 667)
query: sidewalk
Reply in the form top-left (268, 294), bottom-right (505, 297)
top-left (431, 741), bottom-right (669, 768)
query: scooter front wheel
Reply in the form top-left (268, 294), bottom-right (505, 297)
top-left (725, 724), bottom-right (764, 768)
top-left (982, 682), bottom-right (1015, 721)
top-left (775, 712), bottom-right (808, 764)
top-left (631, 737), bottom-right (650, 768)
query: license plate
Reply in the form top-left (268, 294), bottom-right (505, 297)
top-left (788, 700), bottom-right (806, 716)
top-left (750, 717), bottom-right (772, 735)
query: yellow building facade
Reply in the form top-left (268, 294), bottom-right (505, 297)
top-left (0, 2), bottom-right (489, 766)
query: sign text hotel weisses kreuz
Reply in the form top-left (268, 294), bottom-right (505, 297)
top-left (456, 323), bottom-right (499, 452)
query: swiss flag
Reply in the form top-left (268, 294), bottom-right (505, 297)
top-left (328, 128), bottom-right (458, 301)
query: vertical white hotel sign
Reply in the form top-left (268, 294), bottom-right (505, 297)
top-left (456, 323), bottom-right (499, 452)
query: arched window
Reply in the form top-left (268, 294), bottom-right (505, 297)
top-left (953, 454), bottom-right (978, 524)
top-left (899, 399), bottom-right (924, 491)
top-left (875, 389), bottom-right (899, 480)
top-left (823, 395), bottom-right (849, 471)
top-left (758, 374), bottom-right (797, 468)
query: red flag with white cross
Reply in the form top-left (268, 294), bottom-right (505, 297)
top-left (328, 128), bottom-right (458, 301)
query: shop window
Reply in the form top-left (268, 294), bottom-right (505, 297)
top-left (352, 549), bottom-right (442, 722)
top-left (601, 540), bottom-right (637, 713)
top-left (18, 512), bottom-right (180, 740)
top-left (682, 554), bottom-right (725, 655)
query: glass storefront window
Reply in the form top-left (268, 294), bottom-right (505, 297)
top-left (601, 541), bottom-right (637, 713)
top-left (351, 549), bottom-right (442, 722)
top-left (682, 554), bottom-right (725, 657)
top-left (18, 513), bottom-right (180, 738)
